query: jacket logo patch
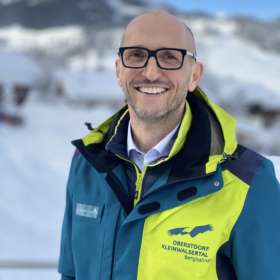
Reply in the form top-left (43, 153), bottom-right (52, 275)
top-left (76, 203), bottom-right (99, 218)
top-left (168, 224), bottom-right (213, 238)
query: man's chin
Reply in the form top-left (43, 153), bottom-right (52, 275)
top-left (133, 109), bottom-right (168, 123)
top-left (127, 102), bottom-right (170, 122)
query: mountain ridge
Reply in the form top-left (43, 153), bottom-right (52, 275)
top-left (0, 0), bottom-right (279, 54)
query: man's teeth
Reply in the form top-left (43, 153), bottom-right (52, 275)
top-left (138, 87), bottom-right (167, 94)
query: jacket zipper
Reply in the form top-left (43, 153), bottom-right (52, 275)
top-left (133, 165), bottom-right (148, 206)
top-left (110, 155), bottom-right (147, 280)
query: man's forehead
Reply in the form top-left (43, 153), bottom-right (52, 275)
top-left (127, 10), bottom-right (184, 29)
top-left (121, 11), bottom-right (190, 49)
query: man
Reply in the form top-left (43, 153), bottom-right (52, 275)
top-left (58, 10), bottom-right (280, 280)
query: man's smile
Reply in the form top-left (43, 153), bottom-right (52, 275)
top-left (134, 85), bottom-right (169, 95)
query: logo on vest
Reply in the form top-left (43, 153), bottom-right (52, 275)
top-left (76, 203), bottom-right (99, 219)
top-left (168, 224), bottom-right (213, 238)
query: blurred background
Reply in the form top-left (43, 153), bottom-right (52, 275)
top-left (0, 0), bottom-right (279, 279)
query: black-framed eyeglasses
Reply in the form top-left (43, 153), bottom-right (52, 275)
top-left (118, 47), bottom-right (196, 70)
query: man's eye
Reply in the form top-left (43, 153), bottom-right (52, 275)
top-left (162, 53), bottom-right (177, 60)
top-left (130, 51), bottom-right (145, 58)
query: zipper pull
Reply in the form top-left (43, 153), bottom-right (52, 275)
top-left (85, 122), bottom-right (94, 131)
top-left (222, 152), bottom-right (237, 162)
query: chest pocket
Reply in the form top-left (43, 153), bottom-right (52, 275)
top-left (72, 201), bottom-right (122, 280)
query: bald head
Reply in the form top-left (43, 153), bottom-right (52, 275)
top-left (120, 10), bottom-right (197, 55)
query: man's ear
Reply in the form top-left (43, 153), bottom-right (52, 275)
top-left (115, 58), bottom-right (122, 87)
top-left (188, 62), bottom-right (203, 92)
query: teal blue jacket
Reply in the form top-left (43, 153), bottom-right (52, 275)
top-left (58, 88), bottom-right (280, 280)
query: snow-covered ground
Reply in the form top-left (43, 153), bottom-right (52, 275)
top-left (0, 96), bottom-right (115, 278)
top-left (0, 270), bottom-right (58, 280)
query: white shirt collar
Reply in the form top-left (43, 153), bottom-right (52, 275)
top-left (127, 121), bottom-right (179, 168)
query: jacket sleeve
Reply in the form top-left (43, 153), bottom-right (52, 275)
top-left (230, 159), bottom-right (280, 279)
top-left (58, 155), bottom-right (77, 279)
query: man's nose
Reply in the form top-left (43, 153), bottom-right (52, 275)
top-left (142, 57), bottom-right (161, 81)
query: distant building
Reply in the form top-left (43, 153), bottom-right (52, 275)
top-left (54, 70), bottom-right (123, 107)
top-left (0, 52), bottom-right (45, 117)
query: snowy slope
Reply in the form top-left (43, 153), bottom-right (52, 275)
top-left (189, 17), bottom-right (280, 100)
top-left (0, 25), bottom-right (85, 54)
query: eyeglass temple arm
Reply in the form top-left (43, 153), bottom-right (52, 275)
top-left (186, 50), bottom-right (197, 61)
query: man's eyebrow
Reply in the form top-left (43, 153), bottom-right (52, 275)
top-left (121, 45), bottom-right (185, 49)
top-left (121, 44), bottom-right (146, 48)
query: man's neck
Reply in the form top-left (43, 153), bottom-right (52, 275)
top-left (129, 109), bottom-right (185, 153)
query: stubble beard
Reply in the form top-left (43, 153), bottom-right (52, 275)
top-left (124, 85), bottom-right (187, 124)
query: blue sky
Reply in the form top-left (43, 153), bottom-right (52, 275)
top-left (161, 0), bottom-right (280, 21)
